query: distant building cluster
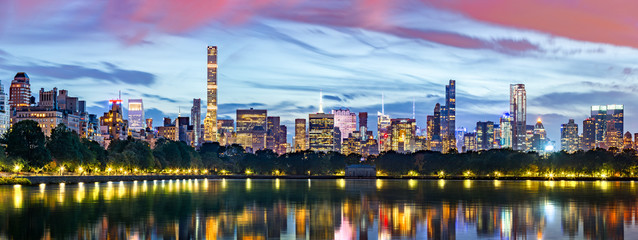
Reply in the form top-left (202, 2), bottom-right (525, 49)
top-left (2, 46), bottom-right (631, 155)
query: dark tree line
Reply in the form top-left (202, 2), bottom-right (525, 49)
top-left (1, 120), bottom-right (637, 176)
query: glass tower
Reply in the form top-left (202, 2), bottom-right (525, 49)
top-left (510, 84), bottom-right (526, 151)
top-left (204, 46), bottom-right (218, 142)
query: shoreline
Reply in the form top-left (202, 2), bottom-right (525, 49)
top-left (7, 174), bottom-right (638, 185)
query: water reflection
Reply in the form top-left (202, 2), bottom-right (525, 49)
top-left (0, 179), bottom-right (637, 239)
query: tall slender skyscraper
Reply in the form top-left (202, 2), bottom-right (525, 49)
top-left (442, 80), bottom-right (456, 152)
top-left (294, 118), bottom-right (307, 151)
top-left (127, 99), bottom-right (144, 132)
top-left (510, 84), bottom-right (526, 151)
top-left (191, 98), bottom-right (202, 147)
top-left (204, 46), bottom-right (218, 142)
top-left (9, 72), bottom-right (31, 110)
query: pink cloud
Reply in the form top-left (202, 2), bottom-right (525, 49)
top-left (423, 0), bottom-right (638, 49)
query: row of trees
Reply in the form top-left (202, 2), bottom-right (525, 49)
top-left (1, 120), bottom-right (638, 177)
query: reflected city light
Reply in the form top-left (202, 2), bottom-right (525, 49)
top-left (408, 179), bottom-right (417, 189)
top-left (464, 179), bottom-right (472, 189)
top-left (337, 179), bottom-right (346, 189)
top-left (438, 179), bottom-right (445, 189)
top-left (376, 179), bottom-right (383, 189)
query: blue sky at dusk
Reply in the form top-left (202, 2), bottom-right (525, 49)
top-left (1, 0), bottom-right (638, 144)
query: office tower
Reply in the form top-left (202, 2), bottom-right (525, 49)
top-left (531, 118), bottom-right (547, 152)
top-left (176, 116), bottom-right (190, 143)
top-left (99, 99), bottom-right (128, 144)
top-left (377, 112), bottom-right (391, 152)
top-left (190, 98), bottom-right (202, 146)
top-left (463, 132), bottom-right (477, 152)
top-left (582, 118), bottom-right (596, 150)
top-left (266, 116), bottom-right (282, 151)
top-left (146, 118), bottom-right (153, 129)
top-left (163, 117), bottom-right (172, 127)
top-left (217, 119), bottom-right (235, 146)
top-left (591, 105), bottom-right (624, 149)
top-left (358, 112), bottom-right (368, 133)
top-left (204, 46), bottom-right (218, 142)
top-left (455, 127), bottom-right (467, 151)
top-left (57, 89), bottom-right (78, 113)
top-left (634, 133), bottom-right (638, 150)
top-left (476, 121), bottom-right (494, 151)
top-left (510, 84), bottom-right (526, 151)
top-left (332, 109), bottom-right (356, 145)
top-left (277, 125), bottom-right (287, 155)
top-left (38, 87), bottom-right (58, 110)
top-left (499, 113), bottom-right (512, 148)
top-left (236, 108), bottom-right (267, 152)
top-left (390, 118), bottom-right (416, 153)
top-left (127, 99), bottom-right (145, 132)
top-left (442, 80), bottom-right (456, 152)
top-left (309, 113), bottom-right (335, 152)
top-left (560, 119), bottom-right (579, 153)
top-left (9, 72), bottom-right (31, 110)
top-left (294, 118), bottom-right (307, 151)
top-left (623, 132), bottom-right (633, 150)
top-left (78, 100), bottom-right (86, 113)
top-left (0, 81), bottom-right (9, 135)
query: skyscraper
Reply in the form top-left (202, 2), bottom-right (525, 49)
top-left (309, 113), bottom-right (335, 152)
top-left (358, 112), bottom-right (368, 138)
top-left (294, 118), bottom-right (307, 152)
top-left (99, 99), bottom-right (127, 145)
top-left (204, 46), bottom-right (218, 142)
top-left (332, 109), bottom-right (356, 144)
top-left (390, 118), bottom-right (416, 153)
top-left (582, 118), bottom-right (596, 150)
top-left (560, 119), bottom-right (579, 153)
top-left (531, 118), bottom-right (547, 152)
top-left (191, 98), bottom-right (201, 146)
top-left (476, 121), bottom-right (494, 151)
top-left (236, 108), bottom-right (267, 152)
top-left (510, 84), bottom-right (526, 151)
top-left (590, 105), bottom-right (624, 149)
top-left (377, 112), bottom-right (391, 152)
top-left (9, 72), bottom-right (31, 110)
top-left (443, 80), bottom-right (456, 151)
top-left (0, 81), bottom-right (9, 135)
top-left (499, 113), bottom-right (512, 148)
top-left (127, 99), bottom-right (144, 132)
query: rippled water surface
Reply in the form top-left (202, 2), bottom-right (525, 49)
top-left (1, 179), bottom-right (638, 239)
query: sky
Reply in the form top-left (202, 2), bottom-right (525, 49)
top-left (1, 0), bottom-right (638, 146)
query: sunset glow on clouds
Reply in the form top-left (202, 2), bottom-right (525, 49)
top-left (1, 0), bottom-right (638, 142)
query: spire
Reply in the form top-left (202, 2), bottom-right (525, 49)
top-left (118, 90), bottom-right (121, 100)
top-left (319, 89), bottom-right (323, 113)
top-left (381, 92), bottom-right (385, 115)
top-left (178, 106), bottom-right (181, 117)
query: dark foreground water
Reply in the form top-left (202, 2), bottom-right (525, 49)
top-left (1, 179), bottom-right (638, 239)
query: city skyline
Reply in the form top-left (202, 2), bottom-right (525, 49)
top-left (1, 0), bottom-right (638, 145)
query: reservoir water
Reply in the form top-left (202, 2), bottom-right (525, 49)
top-left (1, 179), bottom-right (637, 239)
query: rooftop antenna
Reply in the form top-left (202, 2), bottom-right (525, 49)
top-left (412, 97), bottom-right (416, 119)
top-left (178, 106), bottom-right (181, 117)
top-left (118, 90), bottom-right (121, 100)
top-left (319, 89), bottom-right (324, 113)
top-left (382, 92), bottom-right (385, 115)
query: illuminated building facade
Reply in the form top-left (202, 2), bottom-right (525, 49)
top-left (236, 108), bottom-right (267, 152)
top-left (99, 99), bottom-right (128, 145)
top-left (12, 111), bottom-right (65, 137)
top-left (442, 80), bottom-right (456, 152)
top-left (463, 132), bottom-right (477, 152)
top-left (591, 105), bottom-right (624, 149)
top-left (332, 109), bottom-right (356, 145)
top-left (0, 81), bottom-right (9, 135)
top-left (377, 112), bottom-right (391, 152)
top-left (510, 84), bottom-right (526, 151)
top-left (217, 119), bottom-right (235, 146)
top-left (38, 87), bottom-right (58, 110)
top-left (623, 131), bottom-right (633, 150)
top-left (294, 118), bottom-right (307, 151)
top-left (358, 112), bottom-right (368, 138)
top-left (499, 113), bottom-right (512, 148)
top-left (204, 46), bottom-right (218, 142)
top-left (560, 119), bottom-right (579, 153)
top-left (428, 103), bottom-right (442, 152)
top-left (266, 116), bottom-right (287, 154)
top-left (191, 98), bottom-right (201, 146)
top-left (581, 118), bottom-right (596, 150)
top-left (476, 121), bottom-right (494, 151)
top-left (127, 99), bottom-right (144, 132)
top-left (531, 118), bottom-right (547, 152)
top-left (9, 72), bottom-right (31, 110)
top-left (390, 118), bottom-right (416, 153)
top-left (309, 113), bottom-right (335, 152)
